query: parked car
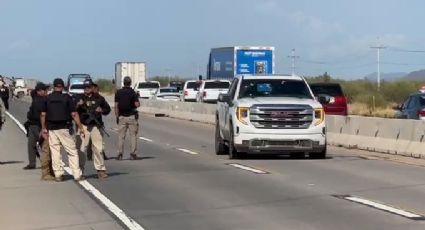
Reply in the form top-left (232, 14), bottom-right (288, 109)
top-left (394, 93), bottom-right (425, 120)
top-left (309, 83), bottom-right (348, 116)
top-left (182, 80), bottom-right (201, 102)
top-left (153, 87), bottom-right (181, 101)
top-left (196, 80), bottom-right (231, 103)
top-left (135, 81), bottom-right (160, 99)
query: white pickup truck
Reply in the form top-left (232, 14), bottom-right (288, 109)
top-left (215, 75), bottom-right (327, 159)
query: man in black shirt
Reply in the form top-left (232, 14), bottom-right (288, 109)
top-left (76, 79), bottom-right (111, 179)
top-left (40, 78), bottom-right (85, 182)
top-left (115, 76), bottom-right (140, 160)
top-left (24, 83), bottom-right (48, 171)
top-left (0, 79), bottom-right (9, 110)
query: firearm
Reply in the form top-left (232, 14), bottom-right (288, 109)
top-left (83, 104), bottom-right (110, 137)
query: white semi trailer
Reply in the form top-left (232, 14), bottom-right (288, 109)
top-left (115, 62), bottom-right (146, 89)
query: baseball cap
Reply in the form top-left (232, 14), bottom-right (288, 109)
top-left (35, 82), bottom-right (48, 91)
top-left (83, 79), bottom-right (94, 87)
top-left (53, 78), bottom-right (65, 87)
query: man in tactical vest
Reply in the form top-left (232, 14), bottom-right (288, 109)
top-left (24, 83), bottom-right (53, 178)
top-left (40, 78), bottom-right (85, 182)
top-left (0, 98), bottom-right (5, 131)
top-left (115, 76), bottom-right (140, 160)
top-left (0, 78), bottom-right (9, 110)
top-left (76, 79), bottom-right (111, 179)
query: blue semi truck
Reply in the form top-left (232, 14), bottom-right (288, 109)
top-left (207, 46), bottom-right (275, 79)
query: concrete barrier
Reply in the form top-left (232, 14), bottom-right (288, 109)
top-left (104, 98), bottom-right (425, 159)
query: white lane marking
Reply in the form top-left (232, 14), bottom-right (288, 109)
top-left (227, 163), bottom-right (269, 174)
top-left (5, 111), bottom-right (26, 132)
top-left (64, 167), bottom-right (145, 230)
top-left (177, 148), bottom-right (199, 155)
top-left (6, 112), bottom-right (146, 230)
top-left (139, 137), bottom-right (153, 142)
top-left (339, 195), bottom-right (423, 219)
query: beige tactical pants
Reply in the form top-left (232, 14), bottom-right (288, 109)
top-left (80, 125), bottom-right (106, 171)
top-left (118, 115), bottom-right (139, 155)
top-left (49, 129), bottom-right (82, 179)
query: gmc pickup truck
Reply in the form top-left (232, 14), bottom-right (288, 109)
top-left (215, 75), bottom-right (327, 159)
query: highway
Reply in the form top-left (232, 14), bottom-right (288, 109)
top-left (7, 98), bottom-right (425, 230)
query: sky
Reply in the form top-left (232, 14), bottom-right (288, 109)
top-left (1, 0), bottom-right (425, 82)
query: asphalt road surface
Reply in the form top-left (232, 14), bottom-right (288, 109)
top-left (7, 98), bottom-right (425, 230)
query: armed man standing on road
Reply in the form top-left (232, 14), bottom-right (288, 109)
top-left (76, 79), bottom-right (111, 179)
top-left (115, 76), bottom-right (140, 160)
top-left (24, 83), bottom-right (53, 175)
top-left (40, 78), bottom-right (85, 182)
top-left (0, 78), bottom-right (10, 110)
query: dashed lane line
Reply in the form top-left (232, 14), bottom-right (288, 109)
top-left (176, 148), bottom-right (200, 155)
top-left (6, 111), bottom-right (146, 230)
top-left (334, 195), bottom-right (425, 220)
top-left (227, 163), bottom-right (270, 174)
top-left (139, 137), bottom-right (153, 142)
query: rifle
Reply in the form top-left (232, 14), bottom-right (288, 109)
top-left (81, 101), bottom-right (110, 137)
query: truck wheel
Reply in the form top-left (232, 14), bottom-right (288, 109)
top-left (215, 120), bottom-right (228, 155)
top-left (309, 146), bottom-right (327, 159)
top-left (228, 126), bottom-right (243, 159)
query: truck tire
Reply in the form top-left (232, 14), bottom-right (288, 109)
top-left (228, 126), bottom-right (244, 159)
top-left (309, 146), bottom-right (327, 159)
top-left (215, 120), bottom-right (228, 155)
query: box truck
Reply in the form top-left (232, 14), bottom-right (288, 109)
top-left (115, 62), bottom-right (146, 89)
top-left (207, 46), bottom-right (275, 80)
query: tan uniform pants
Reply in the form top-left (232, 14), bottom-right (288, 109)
top-left (49, 129), bottom-right (82, 179)
top-left (118, 115), bottom-right (139, 155)
top-left (40, 137), bottom-right (53, 177)
top-left (79, 125), bottom-right (106, 171)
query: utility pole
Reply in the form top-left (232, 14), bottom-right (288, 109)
top-left (287, 49), bottom-right (300, 76)
top-left (370, 45), bottom-right (387, 91)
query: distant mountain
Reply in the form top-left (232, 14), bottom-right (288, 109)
top-left (364, 72), bottom-right (407, 81)
top-left (404, 69), bottom-right (425, 80)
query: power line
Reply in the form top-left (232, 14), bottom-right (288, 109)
top-left (388, 47), bottom-right (425, 53)
top-left (287, 49), bottom-right (300, 75)
top-left (370, 45), bottom-right (387, 91)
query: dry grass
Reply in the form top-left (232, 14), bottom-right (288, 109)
top-left (349, 103), bottom-right (397, 118)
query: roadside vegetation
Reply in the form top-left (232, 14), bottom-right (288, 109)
top-left (306, 72), bottom-right (425, 117)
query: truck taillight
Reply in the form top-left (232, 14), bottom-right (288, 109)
top-left (184, 90), bottom-right (188, 96)
top-left (417, 109), bottom-right (425, 117)
top-left (203, 91), bottom-right (207, 97)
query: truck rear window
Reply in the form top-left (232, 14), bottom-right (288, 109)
top-left (186, 82), bottom-right (201, 89)
top-left (239, 79), bottom-right (312, 99)
top-left (204, 81), bottom-right (230, 89)
top-left (70, 84), bottom-right (85, 90)
top-left (138, 83), bottom-right (160, 89)
top-left (309, 84), bottom-right (343, 97)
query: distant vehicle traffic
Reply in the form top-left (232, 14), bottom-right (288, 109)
top-left (216, 75), bottom-right (327, 159)
top-left (207, 46), bottom-right (275, 80)
top-left (153, 87), bottom-right (181, 101)
top-left (182, 80), bottom-right (201, 102)
top-left (135, 81), bottom-right (160, 99)
top-left (67, 74), bottom-right (91, 92)
top-left (115, 62), bottom-right (146, 89)
top-left (395, 93), bottom-right (425, 120)
top-left (196, 80), bottom-right (231, 103)
top-left (68, 83), bottom-right (85, 97)
top-left (169, 81), bottom-right (185, 92)
top-left (309, 83), bottom-right (348, 116)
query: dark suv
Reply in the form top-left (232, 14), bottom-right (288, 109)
top-left (309, 83), bottom-right (348, 116)
top-left (395, 93), bottom-right (425, 120)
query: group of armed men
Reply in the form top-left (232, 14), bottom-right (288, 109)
top-left (1, 76), bottom-right (140, 182)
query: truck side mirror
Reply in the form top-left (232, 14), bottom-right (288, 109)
top-left (318, 95), bottom-right (330, 104)
top-left (218, 94), bottom-right (231, 103)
